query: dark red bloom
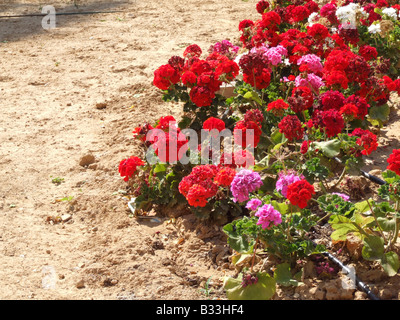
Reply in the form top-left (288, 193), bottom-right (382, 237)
top-left (358, 45), bottom-right (378, 62)
top-left (190, 86), bottom-right (215, 107)
top-left (183, 44), bottom-right (202, 58)
top-left (278, 115), bottom-right (304, 141)
top-left (310, 109), bottom-right (344, 138)
top-left (244, 109), bottom-right (264, 126)
top-left (256, 0), bottom-right (269, 14)
top-left (288, 86), bottom-right (314, 113)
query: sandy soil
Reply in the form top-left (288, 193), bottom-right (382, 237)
top-left (1, 0), bottom-right (399, 301)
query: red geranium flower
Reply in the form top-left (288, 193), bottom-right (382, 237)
top-left (153, 64), bottom-right (180, 90)
top-left (278, 115), bottom-right (304, 142)
top-left (183, 44), bottom-right (202, 58)
top-left (387, 149), bottom-right (400, 176)
top-left (288, 86), bottom-right (314, 113)
top-left (214, 167), bottom-right (237, 187)
top-left (233, 120), bottom-right (262, 148)
top-left (350, 128), bottom-right (378, 156)
top-left (286, 179), bottom-right (315, 209)
top-left (203, 117), bottom-right (226, 133)
top-left (118, 156), bottom-right (145, 182)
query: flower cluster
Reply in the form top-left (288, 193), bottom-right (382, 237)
top-left (254, 204), bottom-right (282, 230)
top-left (118, 156), bottom-right (145, 182)
top-left (286, 180), bottom-right (315, 209)
top-left (230, 169), bottom-right (263, 203)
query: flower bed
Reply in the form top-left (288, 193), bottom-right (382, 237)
top-left (119, 0), bottom-right (400, 300)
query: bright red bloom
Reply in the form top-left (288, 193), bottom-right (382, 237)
top-left (261, 11), bottom-right (281, 30)
top-left (350, 128), bottom-right (378, 156)
top-left (278, 115), bottom-right (304, 142)
top-left (183, 44), bottom-right (202, 58)
top-left (149, 128), bottom-right (188, 163)
top-left (300, 140), bottom-right (311, 155)
top-left (359, 45), bottom-right (378, 62)
top-left (340, 103), bottom-right (358, 119)
top-left (215, 60), bottom-right (240, 82)
top-left (287, 180), bottom-right (315, 209)
top-left (214, 167), bottom-right (237, 187)
top-left (288, 86), bottom-right (314, 113)
top-left (234, 120), bottom-right (262, 148)
top-left (344, 95), bottom-right (370, 120)
top-left (288, 5), bottom-right (310, 23)
top-left (267, 99), bottom-right (289, 112)
top-left (118, 156), bottom-right (145, 182)
top-left (203, 117), bottom-right (226, 132)
top-left (178, 165), bottom-right (221, 207)
top-left (190, 60), bottom-right (212, 76)
top-left (153, 64), bottom-right (180, 90)
top-left (156, 115), bottom-right (177, 131)
top-left (186, 184), bottom-right (209, 207)
top-left (181, 71), bottom-right (197, 87)
top-left (325, 70), bottom-right (349, 90)
top-left (243, 68), bottom-right (271, 90)
top-left (387, 149), bottom-right (400, 176)
top-left (307, 23), bottom-right (329, 41)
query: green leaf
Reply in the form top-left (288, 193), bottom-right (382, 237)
top-left (329, 215), bottom-right (360, 241)
top-left (362, 236), bottom-right (384, 261)
top-left (354, 201), bottom-right (371, 215)
top-left (312, 139), bottom-right (341, 158)
top-left (243, 91), bottom-right (262, 105)
top-left (224, 273), bottom-right (276, 300)
top-left (377, 217), bottom-right (396, 232)
top-left (153, 163), bottom-right (167, 174)
top-left (274, 263), bottom-right (301, 287)
top-left (381, 252), bottom-right (400, 277)
top-left (270, 129), bottom-right (288, 148)
top-left (368, 104), bottom-right (390, 127)
top-left (222, 223), bottom-right (254, 253)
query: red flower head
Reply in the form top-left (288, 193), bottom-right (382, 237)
top-left (186, 184), bottom-right (209, 207)
top-left (234, 120), bottom-right (262, 148)
top-left (153, 64), bottom-right (180, 90)
top-left (267, 99), bottom-right (289, 116)
top-left (183, 44), bottom-right (202, 58)
top-left (181, 71), bottom-right (197, 87)
top-left (278, 115), bottom-right (304, 142)
top-left (149, 129), bottom-right (188, 163)
top-left (118, 156), bottom-right (145, 182)
top-left (340, 103), bottom-right (358, 120)
top-left (344, 95), bottom-right (370, 120)
top-left (311, 109), bottom-right (344, 138)
top-left (244, 109), bottom-right (264, 126)
top-left (133, 123), bottom-right (154, 144)
top-left (358, 45), bottom-right (378, 62)
top-left (203, 117), bottom-right (226, 133)
top-left (215, 60), bottom-right (240, 82)
top-left (261, 11), bottom-right (281, 30)
top-left (350, 128), bottom-right (378, 156)
top-left (387, 149), bottom-right (400, 176)
top-left (287, 179), bottom-right (315, 209)
top-left (214, 167), bottom-right (237, 187)
top-left (321, 90), bottom-right (345, 111)
top-left (190, 86), bottom-right (215, 107)
top-left (256, 0), bottom-right (269, 14)
top-left (307, 24), bottom-right (330, 41)
top-left (156, 115), bottom-right (177, 131)
top-left (288, 86), bottom-right (314, 113)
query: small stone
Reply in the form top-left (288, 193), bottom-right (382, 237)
top-left (95, 102), bottom-right (107, 109)
top-left (79, 154), bottom-right (96, 167)
top-left (59, 274), bottom-right (65, 280)
top-left (61, 214), bottom-right (72, 222)
top-left (76, 280), bottom-right (85, 289)
top-left (46, 250), bottom-right (51, 254)
top-left (91, 227), bottom-right (98, 232)
top-left (78, 262), bottom-right (85, 268)
top-left (293, 293), bottom-right (300, 299)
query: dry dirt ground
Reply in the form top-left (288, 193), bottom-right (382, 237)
top-left (1, 0), bottom-right (400, 301)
